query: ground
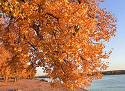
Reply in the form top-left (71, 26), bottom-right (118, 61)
top-left (0, 79), bottom-right (87, 91)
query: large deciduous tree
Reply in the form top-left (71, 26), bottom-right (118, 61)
top-left (0, 0), bottom-right (116, 89)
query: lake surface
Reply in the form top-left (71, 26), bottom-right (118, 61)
top-left (37, 75), bottom-right (125, 91)
top-left (89, 75), bottom-right (125, 91)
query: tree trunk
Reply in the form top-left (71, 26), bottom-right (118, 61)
top-left (4, 76), bottom-right (8, 83)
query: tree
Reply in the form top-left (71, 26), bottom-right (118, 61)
top-left (0, 0), bottom-right (116, 89)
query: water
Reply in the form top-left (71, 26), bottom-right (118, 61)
top-left (37, 75), bottom-right (125, 91)
top-left (89, 75), bottom-right (125, 91)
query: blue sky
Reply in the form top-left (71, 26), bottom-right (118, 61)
top-left (101, 0), bottom-right (125, 70)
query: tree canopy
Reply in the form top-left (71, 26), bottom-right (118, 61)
top-left (0, 0), bottom-right (116, 89)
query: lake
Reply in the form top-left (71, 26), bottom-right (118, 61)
top-left (37, 75), bottom-right (125, 91)
top-left (89, 75), bottom-right (125, 91)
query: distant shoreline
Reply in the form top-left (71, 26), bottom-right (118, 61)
top-left (102, 70), bottom-right (125, 75)
top-left (35, 70), bottom-right (125, 79)
top-left (1, 70), bottom-right (125, 81)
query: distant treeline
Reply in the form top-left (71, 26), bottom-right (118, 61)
top-left (35, 76), bottom-right (49, 78)
top-left (35, 70), bottom-right (125, 79)
top-left (102, 70), bottom-right (125, 75)
top-left (36, 70), bottom-right (125, 78)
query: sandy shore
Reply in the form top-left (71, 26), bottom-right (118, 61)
top-left (0, 79), bottom-right (87, 91)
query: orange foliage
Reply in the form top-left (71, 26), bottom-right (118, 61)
top-left (0, 0), bottom-right (116, 89)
